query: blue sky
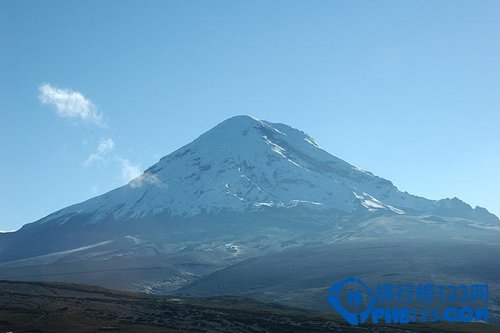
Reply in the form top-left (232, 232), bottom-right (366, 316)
top-left (1, 0), bottom-right (499, 231)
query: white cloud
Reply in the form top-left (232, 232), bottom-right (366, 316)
top-left (96, 138), bottom-right (114, 153)
top-left (38, 82), bottom-right (154, 189)
top-left (90, 185), bottom-right (100, 196)
top-left (85, 140), bottom-right (162, 189)
top-left (129, 172), bottom-right (164, 188)
top-left (39, 83), bottom-right (105, 125)
top-left (118, 158), bottom-right (143, 183)
top-left (116, 158), bottom-right (164, 188)
top-left (84, 138), bottom-right (115, 166)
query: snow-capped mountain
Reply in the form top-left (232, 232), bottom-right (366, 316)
top-left (1, 115), bottom-right (499, 296)
top-left (26, 115), bottom-right (498, 228)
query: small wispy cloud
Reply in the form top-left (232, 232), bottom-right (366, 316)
top-left (129, 172), bottom-right (164, 188)
top-left (84, 138), bottom-right (115, 166)
top-left (39, 82), bottom-right (155, 189)
top-left (117, 158), bottom-right (143, 183)
top-left (39, 83), bottom-right (105, 125)
top-left (85, 139), bottom-right (160, 188)
top-left (97, 138), bottom-right (114, 153)
top-left (90, 185), bottom-right (100, 196)
top-left (116, 157), bottom-right (164, 188)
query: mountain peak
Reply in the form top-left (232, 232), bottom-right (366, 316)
top-left (218, 114), bottom-right (261, 126)
top-left (198, 115), bottom-right (299, 145)
top-left (30, 116), bottom-right (498, 228)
